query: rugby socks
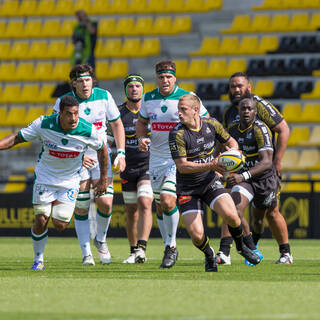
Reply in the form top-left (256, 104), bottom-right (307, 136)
top-left (96, 208), bottom-right (112, 243)
top-left (163, 205), bottom-right (179, 248)
top-left (130, 246), bottom-right (137, 254)
top-left (137, 240), bottom-right (147, 251)
top-left (252, 231), bottom-right (262, 246)
top-left (74, 214), bottom-right (92, 257)
top-left (243, 233), bottom-right (257, 250)
top-left (31, 228), bottom-right (48, 263)
top-left (219, 236), bottom-right (233, 256)
top-left (195, 235), bottom-right (214, 258)
top-left (228, 224), bottom-right (245, 252)
top-left (279, 243), bottom-right (291, 254)
top-left (156, 213), bottom-right (167, 245)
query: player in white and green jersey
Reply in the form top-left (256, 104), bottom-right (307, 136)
top-left (136, 60), bottom-right (208, 268)
top-left (0, 96), bottom-right (109, 271)
top-left (54, 64), bottom-right (126, 266)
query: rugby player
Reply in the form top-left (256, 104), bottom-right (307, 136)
top-left (108, 74), bottom-right (153, 264)
top-left (0, 96), bottom-right (109, 271)
top-left (136, 60), bottom-right (209, 268)
top-left (168, 94), bottom-right (261, 272)
top-left (53, 64), bottom-right (126, 266)
top-left (217, 72), bottom-right (292, 265)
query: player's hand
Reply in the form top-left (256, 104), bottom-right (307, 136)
top-left (94, 178), bottom-right (108, 198)
top-left (210, 158), bottom-right (227, 175)
top-left (113, 149), bottom-right (126, 173)
top-left (138, 138), bottom-right (150, 152)
top-left (274, 158), bottom-right (282, 177)
top-left (82, 155), bottom-right (97, 168)
top-left (226, 173), bottom-right (242, 186)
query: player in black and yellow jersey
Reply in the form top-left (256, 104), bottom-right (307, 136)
top-left (217, 72), bottom-right (292, 265)
top-left (108, 74), bottom-right (153, 264)
top-left (168, 94), bottom-right (261, 272)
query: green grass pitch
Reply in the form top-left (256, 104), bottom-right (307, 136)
top-left (0, 237), bottom-right (319, 320)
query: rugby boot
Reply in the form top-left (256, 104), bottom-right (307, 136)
top-left (276, 252), bottom-right (293, 264)
top-left (238, 244), bottom-right (260, 265)
top-left (160, 246), bottom-right (178, 268)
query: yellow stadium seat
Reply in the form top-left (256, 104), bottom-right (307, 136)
top-left (221, 15), bottom-right (251, 33)
top-left (287, 126), bottom-right (310, 147)
top-left (0, 62), bottom-right (16, 81)
top-left (217, 37), bottom-right (239, 55)
top-left (111, 0), bottom-right (128, 14)
top-left (300, 104), bottom-right (320, 122)
top-left (257, 36), bottom-right (279, 54)
top-left (282, 174), bottom-right (311, 193)
top-left (0, 42), bottom-right (11, 60)
top-left (253, 80), bottom-right (274, 97)
top-left (60, 20), bottom-right (76, 37)
top-left (238, 36), bottom-right (259, 54)
top-left (41, 19), bottom-right (61, 37)
top-left (184, 0), bottom-right (206, 12)
top-left (226, 59), bottom-right (247, 76)
top-left (47, 41), bottom-right (67, 59)
top-left (10, 41), bottom-right (29, 60)
top-left (3, 20), bottom-right (24, 39)
top-left (282, 103), bottom-right (302, 123)
top-left (304, 126), bottom-right (320, 147)
top-left (144, 82), bottom-right (157, 92)
top-left (2, 175), bottom-right (27, 193)
top-left (0, 0), bottom-right (19, 17)
top-left (0, 108), bottom-right (8, 126)
top-left (296, 149), bottom-right (320, 171)
top-left (282, 149), bottom-right (299, 171)
top-left (0, 21), bottom-right (5, 36)
top-left (165, 0), bottom-right (185, 13)
top-left (54, 0), bottom-right (74, 16)
top-left (90, 0), bottom-right (111, 15)
top-left (17, 0), bottom-right (37, 16)
top-left (311, 173), bottom-right (320, 192)
top-left (130, 17), bottom-right (153, 36)
top-left (45, 107), bottom-right (54, 115)
top-left (250, 14), bottom-right (271, 32)
top-left (308, 12), bottom-right (320, 31)
top-left (6, 106), bottom-right (27, 126)
top-left (119, 38), bottom-right (141, 57)
top-left (98, 18), bottom-right (116, 36)
top-left (146, 0), bottom-right (167, 13)
top-left (27, 41), bottom-right (48, 59)
top-left (269, 14), bottom-right (290, 32)
top-left (152, 16), bottom-right (173, 35)
top-left (204, 0), bottom-right (223, 10)
top-left (303, 0), bottom-right (320, 8)
top-left (186, 59), bottom-right (208, 78)
top-left (288, 13), bottom-right (310, 32)
top-left (25, 106), bottom-right (45, 124)
top-left (207, 59), bottom-right (228, 77)
top-left (190, 37), bottom-right (220, 56)
top-left (175, 60), bottom-right (189, 78)
top-left (20, 84), bottom-right (41, 104)
top-left (51, 62), bottom-right (70, 81)
top-left (106, 60), bottom-right (129, 79)
top-left (252, 0), bottom-right (280, 10)
top-left (95, 40), bottom-right (105, 58)
top-left (0, 129), bottom-right (11, 139)
top-left (281, 0), bottom-right (304, 9)
top-left (114, 17), bottom-right (135, 36)
top-left (23, 20), bottom-right (43, 38)
top-left (37, 84), bottom-right (55, 103)
top-left (103, 39), bottom-right (122, 58)
top-left (34, 0), bottom-right (56, 16)
top-left (74, 0), bottom-right (93, 14)
top-left (95, 61), bottom-right (109, 80)
top-left (178, 81), bottom-right (196, 92)
top-left (140, 38), bottom-right (161, 56)
top-left (172, 16), bottom-right (192, 34)
top-left (34, 62), bottom-right (54, 81)
top-left (128, 0), bottom-right (149, 13)
top-left (15, 62), bottom-right (35, 81)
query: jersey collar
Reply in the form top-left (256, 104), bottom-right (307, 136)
top-left (158, 85), bottom-right (179, 100)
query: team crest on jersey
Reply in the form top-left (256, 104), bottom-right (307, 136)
top-left (67, 188), bottom-right (78, 201)
top-left (161, 105), bottom-right (168, 113)
top-left (84, 107), bottom-right (91, 115)
top-left (178, 195), bottom-right (192, 205)
top-left (61, 138), bottom-right (69, 145)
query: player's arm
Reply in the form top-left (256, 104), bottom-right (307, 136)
top-left (222, 136), bottom-right (238, 151)
top-left (136, 116), bottom-right (150, 152)
top-left (95, 143), bottom-right (109, 197)
top-left (0, 132), bottom-right (23, 150)
top-left (271, 119), bottom-right (289, 176)
top-left (110, 118), bottom-right (126, 173)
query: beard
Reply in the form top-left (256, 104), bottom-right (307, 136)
top-left (127, 97), bottom-right (141, 103)
top-left (229, 89), bottom-right (251, 105)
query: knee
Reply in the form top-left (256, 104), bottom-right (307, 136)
top-left (160, 198), bottom-right (175, 212)
top-left (33, 214), bottom-right (49, 233)
top-left (52, 218), bottom-right (68, 232)
top-left (189, 228), bottom-right (203, 246)
top-left (266, 206), bottom-right (279, 221)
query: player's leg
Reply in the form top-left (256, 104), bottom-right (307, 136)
top-left (135, 180), bottom-right (153, 263)
top-left (180, 196), bottom-right (217, 272)
top-left (74, 178), bottom-right (94, 266)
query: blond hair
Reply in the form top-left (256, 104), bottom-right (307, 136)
top-left (179, 94), bottom-right (200, 109)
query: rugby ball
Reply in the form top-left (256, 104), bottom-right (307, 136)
top-left (218, 149), bottom-right (245, 172)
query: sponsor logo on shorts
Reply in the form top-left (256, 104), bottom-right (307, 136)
top-left (49, 150), bottom-right (80, 158)
top-left (152, 122), bottom-right (177, 131)
top-left (67, 188), bottom-right (78, 201)
top-left (93, 121), bottom-right (103, 130)
top-left (263, 191), bottom-right (275, 206)
top-left (178, 195), bottom-right (192, 205)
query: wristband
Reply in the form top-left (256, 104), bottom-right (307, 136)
top-left (241, 171), bottom-right (251, 181)
top-left (117, 149), bottom-right (125, 156)
top-left (137, 137), bottom-right (147, 143)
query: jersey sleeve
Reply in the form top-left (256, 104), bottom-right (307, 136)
top-left (139, 95), bottom-right (149, 120)
top-left (53, 97), bottom-right (61, 114)
top-left (18, 117), bottom-right (42, 142)
top-left (210, 118), bottom-right (230, 144)
top-left (254, 95), bottom-right (284, 129)
top-left (105, 91), bottom-right (121, 122)
top-left (169, 127), bottom-right (186, 159)
top-left (254, 122), bottom-right (274, 152)
top-left (88, 125), bottom-right (105, 151)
